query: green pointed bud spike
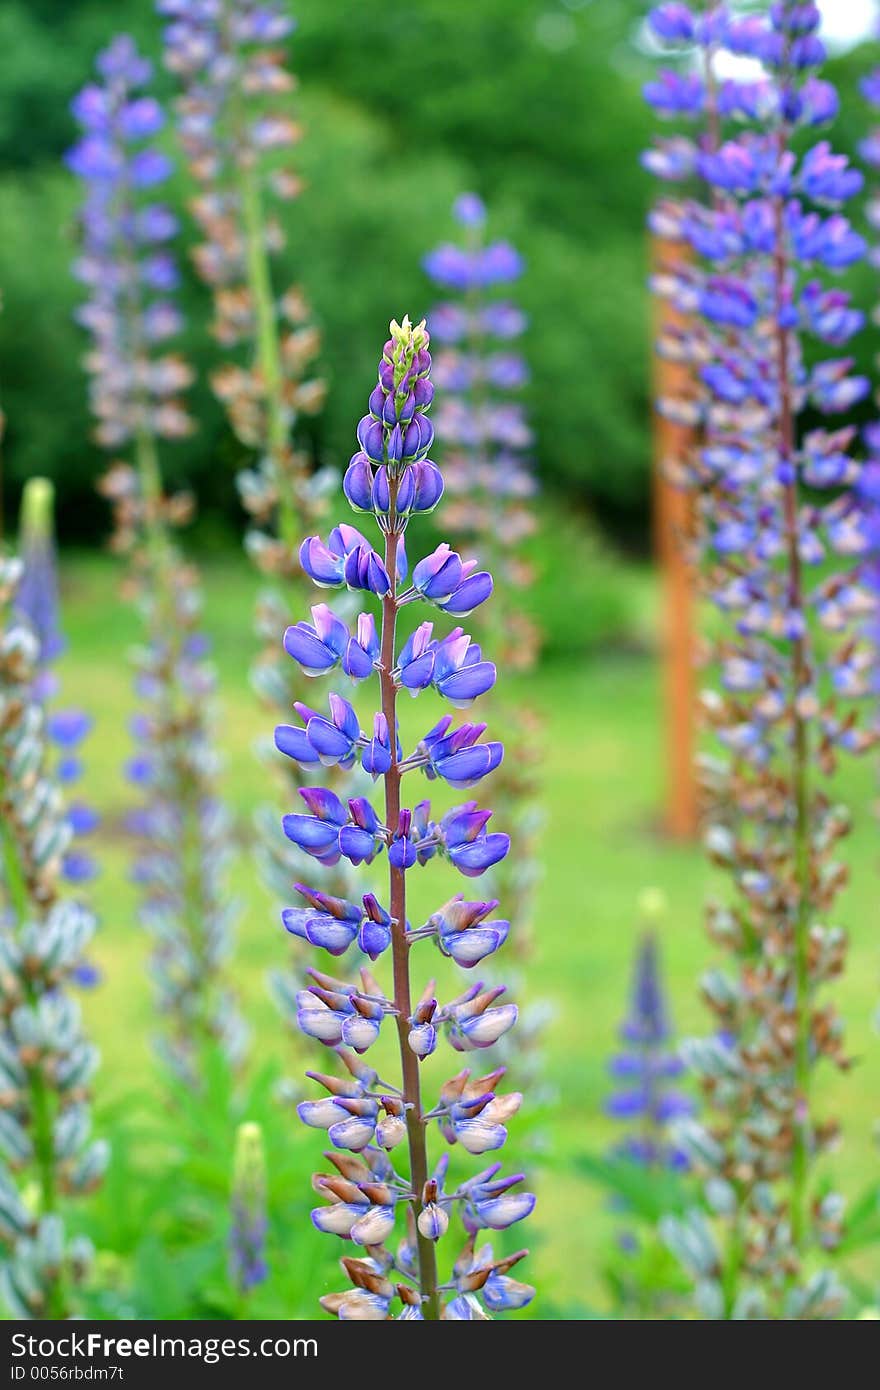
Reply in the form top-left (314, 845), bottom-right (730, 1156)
top-left (19, 478), bottom-right (55, 544)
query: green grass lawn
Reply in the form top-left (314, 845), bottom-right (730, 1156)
top-left (55, 548), bottom-right (880, 1316)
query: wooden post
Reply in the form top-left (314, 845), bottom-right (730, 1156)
top-left (651, 232), bottom-right (698, 840)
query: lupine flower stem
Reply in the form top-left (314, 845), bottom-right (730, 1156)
top-left (379, 522), bottom-right (441, 1318)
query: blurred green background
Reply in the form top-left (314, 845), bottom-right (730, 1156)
top-left (1, 1), bottom-right (875, 544)
top-left (0, 0), bottom-right (655, 540)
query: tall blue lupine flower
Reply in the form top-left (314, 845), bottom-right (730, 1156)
top-left (645, 3), bottom-right (871, 1320)
top-left (229, 1122), bottom-right (269, 1296)
top-left (606, 929), bottom-right (691, 1170)
top-left (857, 64), bottom-right (880, 684)
top-left (424, 199), bottom-right (544, 1092)
top-left (278, 318), bottom-right (534, 1320)
top-left (855, 34), bottom-right (880, 1166)
top-left (68, 36), bottom-right (245, 1086)
top-left (16, 479), bottom-right (101, 900)
top-left (0, 559), bottom-right (108, 1319)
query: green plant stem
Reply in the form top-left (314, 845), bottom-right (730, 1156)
top-left (379, 510), bottom-right (441, 1321)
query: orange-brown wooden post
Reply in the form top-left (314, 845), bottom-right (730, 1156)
top-left (650, 232), bottom-right (698, 840)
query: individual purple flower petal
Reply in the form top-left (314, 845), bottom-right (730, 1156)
top-left (48, 710), bottom-right (93, 748)
top-left (358, 893), bottom-right (393, 959)
top-left (439, 571), bottom-right (493, 617)
top-left (274, 723), bottom-right (320, 764)
top-left (343, 454), bottom-right (375, 511)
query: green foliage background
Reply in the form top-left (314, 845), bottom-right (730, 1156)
top-left (2, 2), bottom-right (875, 545)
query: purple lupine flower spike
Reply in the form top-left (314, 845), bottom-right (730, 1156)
top-left (606, 924), bottom-right (691, 1167)
top-left (281, 318), bottom-right (532, 1320)
top-left (68, 35), bottom-right (245, 1086)
top-left (15, 477), bottom-right (63, 672)
top-left (858, 57), bottom-right (880, 676)
top-left (16, 478), bottom-right (102, 931)
top-left (0, 560), bottom-right (108, 1319)
top-left (645, 3), bottom-right (870, 1320)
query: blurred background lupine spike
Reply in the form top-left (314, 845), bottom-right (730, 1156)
top-left (67, 33), bottom-right (245, 1089)
top-left (607, 922), bottom-right (692, 1170)
top-left (229, 1121), bottom-right (269, 1298)
top-left (15, 477), bottom-right (101, 957)
top-left (582, 890), bottom-right (695, 1317)
top-left (0, 558), bottom-right (108, 1319)
top-left (159, 0), bottom-right (364, 1093)
top-left (858, 46), bottom-right (880, 1132)
top-left (158, 0), bottom-right (326, 561)
top-left (279, 316), bottom-right (534, 1319)
top-left (645, 1), bottom-right (871, 1319)
top-left (423, 195), bottom-right (548, 1103)
top-left (15, 477), bottom-right (63, 675)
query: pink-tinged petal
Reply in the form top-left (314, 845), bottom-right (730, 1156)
top-left (475, 1192), bottom-right (536, 1229)
top-left (453, 1117), bottom-right (508, 1155)
top-left (461, 1003), bottom-right (519, 1046)
top-left (328, 1115), bottom-right (376, 1150)
top-left (341, 1014), bottom-right (381, 1052)
top-left (297, 1098), bottom-right (347, 1129)
top-left (443, 922), bottom-right (509, 967)
top-left (299, 787), bottom-right (348, 822)
top-left (311, 603), bottom-right (349, 653)
top-left (350, 1205), bottom-right (396, 1246)
top-left (312, 1204), bottom-right (361, 1236)
top-left (417, 1203), bottom-right (449, 1241)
